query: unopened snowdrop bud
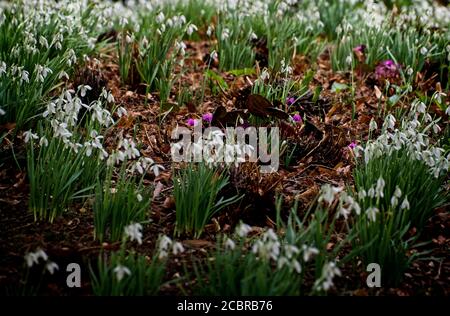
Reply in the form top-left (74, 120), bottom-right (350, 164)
top-left (420, 46), bottom-right (428, 55)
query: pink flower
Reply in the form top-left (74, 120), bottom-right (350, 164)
top-left (375, 59), bottom-right (401, 81)
top-left (353, 45), bottom-right (366, 54)
top-left (292, 113), bottom-right (302, 123)
top-left (348, 141), bottom-right (357, 150)
top-left (187, 118), bottom-right (197, 126)
top-left (286, 97), bottom-right (295, 106)
top-left (202, 113), bottom-right (213, 123)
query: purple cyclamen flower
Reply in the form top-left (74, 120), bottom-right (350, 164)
top-left (348, 141), bottom-right (357, 150)
top-left (187, 118), bottom-right (196, 126)
top-left (375, 59), bottom-right (401, 80)
top-left (286, 97), bottom-right (295, 106)
top-left (202, 113), bottom-right (213, 123)
top-left (353, 45), bottom-right (366, 54)
top-left (292, 113), bottom-right (302, 123)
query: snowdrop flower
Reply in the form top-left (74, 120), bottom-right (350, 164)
top-left (45, 262), bottom-right (59, 275)
top-left (375, 177), bottom-right (385, 198)
top-left (206, 25), bottom-right (213, 37)
top-left (20, 70), bottom-right (29, 84)
top-left (0, 107), bottom-right (5, 116)
top-left (156, 12), bottom-right (165, 24)
top-left (432, 123), bottom-right (441, 134)
top-left (302, 245), bottom-right (319, 262)
top-left (124, 223), bottom-right (143, 245)
top-left (369, 118), bottom-right (378, 131)
top-left (186, 24), bottom-right (197, 36)
top-left (113, 265), bottom-right (131, 282)
top-left (43, 102), bottom-right (56, 117)
top-left (0, 61), bottom-right (6, 76)
top-left (175, 41), bottom-right (187, 55)
top-left (23, 130), bottom-right (38, 143)
top-left (78, 85), bottom-right (92, 98)
top-left (224, 237), bottom-right (236, 250)
top-left (315, 261), bottom-right (341, 291)
top-left (116, 106), bottom-right (127, 118)
top-left (365, 207), bottom-right (379, 222)
top-left (417, 102), bottom-right (426, 114)
top-left (151, 164), bottom-right (164, 177)
top-left (384, 114), bottom-right (396, 130)
top-left (400, 196), bottom-right (410, 210)
top-left (221, 28), bottom-right (230, 40)
top-left (172, 242), bottom-right (185, 255)
top-left (39, 136), bottom-right (48, 147)
top-left (235, 222), bottom-right (252, 238)
top-left (136, 193), bottom-right (143, 202)
top-left (292, 260), bottom-right (302, 273)
top-left (24, 249), bottom-right (48, 268)
top-left (346, 55), bottom-right (353, 66)
top-left (318, 184), bottom-right (342, 205)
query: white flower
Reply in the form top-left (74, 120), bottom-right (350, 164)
top-left (446, 106), bottom-right (450, 116)
top-left (394, 186), bottom-right (402, 198)
top-left (224, 237), bottom-right (236, 250)
top-left (24, 249), bottom-right (48, 267)
top-left (23, 130), bottom-right (38, 143)
top-left (58, 70), bottom-right (69, 80)
top-left (375, 177), bottom-right (385, 198)
top-left (235, 222), bottom-right (252, 238)
top-left (318, 184), bottom-right (342, 205)
top-left (0, 107), bottom-right (5, 116)
top-left (113, 265), bottom-right (131, 282)
top-left (400, 196), bottom-right (410, 210)
top-left (302, 245), bottom-right (319, 262)
top-left (292, 259), bottom-right (302, 274)
top-left (210, 50), bottom-right (218, 60)
top-left (172, 242), bottom-right (185, 255)
top-left (346, 55), bottom-right (353, 66)
top-left (39, 136), bottom-right (48, 147)
top-left (384, 114), bottom-right (396, 130)
top-left (206, 25), bottom-right (214, 37)
top-left (158, 235), bottom-right (172, 252)
top-left (124, 223), bottom-right (143, 245)
top-left (78, 85), bottom-right (92, 98)
top-left (45, 262), bottom-right (59, 275)
top-left (116, 106), bottom-right (127, 118)
top-left (151, 164), bottom-right (164, 177)
top-left (250, 32), bottom-right (258, 40)
top-left (365, 207), bottom-right (379, 222)
top-left (221, 28), bottom-right (230, 40)
top-left (186, 24), bottom-right (197, 36)
top-left (417, 102), bottom-right (426, 113)
top-left (369, 118), bottom-right (378, 131)
top-left (24, 253), bottom-right (38, 268)
top-left (433, 123), bottom-right (441, 134)
top-left (315, 261), bottom-right (341, 291)
top-left (420, 46), bottom-right (428, 55)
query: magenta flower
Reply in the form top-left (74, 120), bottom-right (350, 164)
top-left (292, 113), bottom-right (302, 123)
top-left (375, 59), bottom-right (401, 81)
top-left (286, 97), bottom-right (295, 106)
top-left (202, 113), bottom-right (213, 123)
top-left (187, 118), bottom-right (197, 126)
top-left (353, 45), bottom-right (366, 54)
top-left (348, 141), bottom-right (357, 150)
